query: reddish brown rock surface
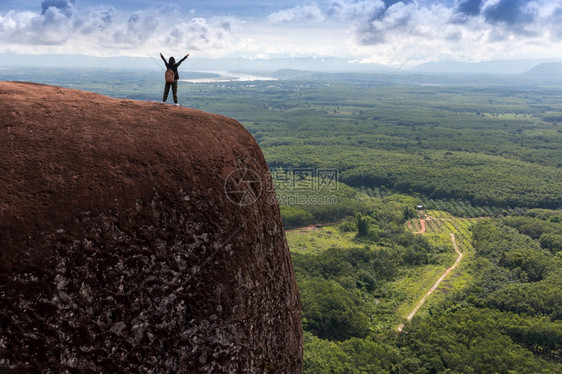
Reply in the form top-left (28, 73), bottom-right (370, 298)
top-left (0, 81), bottom-right (302, 373)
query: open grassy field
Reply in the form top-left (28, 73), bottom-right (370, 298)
top-left (286, 210), bottom-right (481, 329)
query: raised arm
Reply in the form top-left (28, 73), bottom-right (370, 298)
top-left (176, 53), bottom-right (190, 66)
top-left (160, 53), bottom-right (167, 65)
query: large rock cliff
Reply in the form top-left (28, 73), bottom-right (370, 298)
top-left (0, 82), bottom-right (302, 373)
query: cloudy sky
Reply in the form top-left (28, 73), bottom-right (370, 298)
top-left (1, 0), bottom-right (562, 66)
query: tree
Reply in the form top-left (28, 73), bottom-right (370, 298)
top-left (355, 213), bottom-right (370, 238)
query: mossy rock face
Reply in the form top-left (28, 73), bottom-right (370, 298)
top-left (0, 82), bottom-right (302, 373)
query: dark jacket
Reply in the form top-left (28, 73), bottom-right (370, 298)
top-left (161, 55), bottom-right (188, 81)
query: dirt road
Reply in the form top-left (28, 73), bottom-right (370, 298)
top-left (397, 233), bottom-right (463, 332)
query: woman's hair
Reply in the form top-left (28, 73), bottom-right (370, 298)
top-left (169, 57), bottom-right (176, 65)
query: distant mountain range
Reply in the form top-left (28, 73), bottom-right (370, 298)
top-left (1, 52), bottom-right (561, 77)
top-left (0, 52), bottom-right (391, 73)
top-left (523, 62), bottom-right (562, 80)
top-left (409, 59), bottom-right (562, 75)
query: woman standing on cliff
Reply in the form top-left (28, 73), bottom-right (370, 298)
top-left (160, 52), bottom-right (189, 106)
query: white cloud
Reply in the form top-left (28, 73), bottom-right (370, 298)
top-left (355, 2), bottom-right (421, 45)
top-left (75, 7), bottom-right (114, 36)
top-left (317, 0), bottom-right (562, 63)
top-left (0, 8), bottom-right (73, 45)
top-left (1, 0), bottom-right (562, 63)
top-left (163, 17), bottom-right (237, 52)
top-left (0, 3), bottom-right (239, 57)
top-left (330, 0), bottom-right (561, 47)
top-left (41, 0), bottom-right (75, 17)
top-left (325, 0), bottom-right (386, 20)
top-left (110, 10), bottom-right (161, 47)
top-left (267, 4), bottom-right (325, 23)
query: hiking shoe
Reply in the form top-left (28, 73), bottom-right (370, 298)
top-left (174, 103), bottom-right (180, 106)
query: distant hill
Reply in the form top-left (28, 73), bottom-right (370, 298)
top-left (523, 62), bottom-right (562, 80)
top-left (410, 59), bottom-right (562, 75)
top-left (3, 51), bottom-right (561, 77)
top-left (0, 52), bottom-right (391, 73)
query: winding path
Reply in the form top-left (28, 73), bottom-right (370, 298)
top-left (397, 233), bottom-right (463, 332)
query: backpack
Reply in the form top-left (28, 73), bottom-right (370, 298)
top-left (165, 69), bottom-right (175, 83)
